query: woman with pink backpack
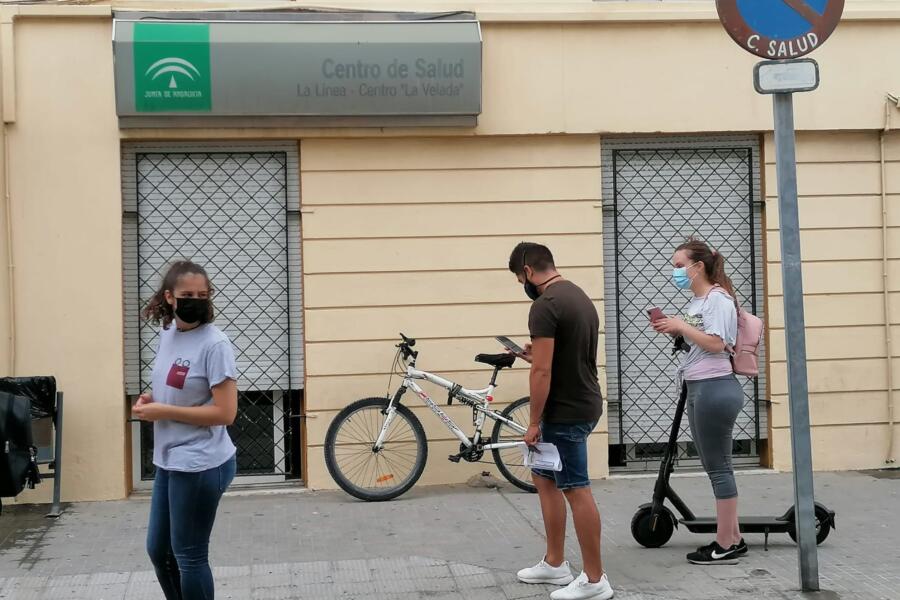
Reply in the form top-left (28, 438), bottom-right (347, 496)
top-left (651, 238), bottom-right (753, 566)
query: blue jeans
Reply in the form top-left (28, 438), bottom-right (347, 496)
top-left (147, 455), bottom-right (236, 600)
top-left (532, 420), bottom-right (598, 490)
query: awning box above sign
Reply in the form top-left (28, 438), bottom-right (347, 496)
top-left (113, 12), bottom-right (482, 128)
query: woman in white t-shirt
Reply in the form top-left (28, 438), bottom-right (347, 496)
top-left (652, 239), bottom-right (745, 566)
top-left (132, 260), bottom-right (238, 599)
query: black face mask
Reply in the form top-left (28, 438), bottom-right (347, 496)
top-left (523, 272), bottom-right (561, 301)
top-left (524, 278), bottom-right (541, 301)
top-left (523, 252), bottom-right (540, 301)
top-left (522, 250), bottom-right (560, 301)
top-left (174, 297), bottom-right (209, 325)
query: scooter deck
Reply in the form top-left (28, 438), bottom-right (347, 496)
top-left (681, 516), bottom-right (793, 533)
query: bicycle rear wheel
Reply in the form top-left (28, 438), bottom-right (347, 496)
top-left (324, 397), bottom-right (427, 501)
top-left (491, 397), bottom-right (537, 493)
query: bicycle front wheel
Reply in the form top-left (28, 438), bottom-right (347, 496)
top-left (324, 397), bottom-right (427, 501)
top-left (491, 397), bottom-right (537, 493)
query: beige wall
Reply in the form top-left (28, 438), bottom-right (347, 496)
top-left (299, 135), bottom-right (608, 488)
top-left (0, 86), bottom-right (8, 377)
top-left (120, 19), bottom-right (900, 141)
top-left (476, 20), bottom-right (898, 135)
top-left (1, 17), bottom-right (127, 504)
top-left (0, 7), bottom-right (897, 501)
top-left (765, 131), bottom-right (900, 471)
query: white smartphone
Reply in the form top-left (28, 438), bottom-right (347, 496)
top-left (495, 335), bottom-right (526, 355)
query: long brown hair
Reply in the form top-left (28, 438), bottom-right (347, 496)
top-left (142, 261), bottom-right (215, 329)
top-left (676, 238), bottom-right (736, 298)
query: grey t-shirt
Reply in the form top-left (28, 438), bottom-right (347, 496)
top-left (680, 288), bottom-right (737, 382)
top-left (151, 323), bottom-right (237, 472)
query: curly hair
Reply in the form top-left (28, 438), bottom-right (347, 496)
top-left (142, 260), bottom-right (215, 329)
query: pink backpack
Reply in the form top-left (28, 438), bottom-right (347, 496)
top-left (710, 288), bottom-right (764, 378)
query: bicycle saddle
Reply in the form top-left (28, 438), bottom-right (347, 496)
top-left (474, 353), bottom-right (516, 369)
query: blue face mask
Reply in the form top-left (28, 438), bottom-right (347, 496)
top-left (672, 263), bottom-right (696, 290)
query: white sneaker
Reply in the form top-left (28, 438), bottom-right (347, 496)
top-left (550, 571), bottom-right (614, 600)
top-left (517, 557), bottom-right (575, 585)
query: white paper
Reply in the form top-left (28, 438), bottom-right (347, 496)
top-left (520, 442), bottom-right (562, 471)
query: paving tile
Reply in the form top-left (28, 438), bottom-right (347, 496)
top-left (0, 472), bottom-right (893, 600)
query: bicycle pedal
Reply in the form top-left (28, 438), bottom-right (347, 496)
top-left (447, 454), bottom-right (462, 463)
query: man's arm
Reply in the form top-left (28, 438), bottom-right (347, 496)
top-left (525, 337), bottom-right (554, 445)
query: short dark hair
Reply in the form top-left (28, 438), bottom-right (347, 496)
top-left (508, 242), bottom-right (555, 276)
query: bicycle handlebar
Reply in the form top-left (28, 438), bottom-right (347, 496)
top-left (397, 333), bottom-right (418, 361)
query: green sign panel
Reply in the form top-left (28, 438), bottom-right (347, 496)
top-left (114, 17), bottom-right (481, 125)
top-left (133, 23), bottom-right (211, 112)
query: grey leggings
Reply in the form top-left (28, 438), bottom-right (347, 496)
top-left (686, 375), bottom-right (744, 500)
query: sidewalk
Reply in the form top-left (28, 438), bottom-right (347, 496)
top-left (1, 470), bottom-right (897, 600)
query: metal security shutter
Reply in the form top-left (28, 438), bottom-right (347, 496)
top-left (122, 142), bottom-right (304, 483)
top-left (601, 135), bottom-right (767, 471)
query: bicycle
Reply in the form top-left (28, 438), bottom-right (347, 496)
top-left (324, 333), bottom-right (536, 501)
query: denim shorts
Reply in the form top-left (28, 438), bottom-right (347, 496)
top-left (532, 420), bottom-right (598, 491)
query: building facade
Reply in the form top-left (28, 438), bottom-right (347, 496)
top-left (1, 0), bottom-right (899, 503)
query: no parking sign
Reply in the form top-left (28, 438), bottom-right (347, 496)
top-left (716, 0), bottom-right (844, 59)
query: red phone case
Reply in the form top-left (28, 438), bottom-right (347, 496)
top-left (647, 308), bottom-right (666, 322)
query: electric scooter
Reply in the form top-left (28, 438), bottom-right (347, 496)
top-left (630, 385), bottom-right (836, 550)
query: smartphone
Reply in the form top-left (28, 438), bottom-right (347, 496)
top-left (647, 307), bottom-right (666, 322)
top-left (495, 335), bottom-right (526, 355)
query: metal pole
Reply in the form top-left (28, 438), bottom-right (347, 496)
top-left (46, 391), bottom-right (63, 518)
top-left (772, 92), bottom-right (819, 591)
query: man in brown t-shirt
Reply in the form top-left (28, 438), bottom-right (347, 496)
top-left (508, 242), bottom-right (613, 600)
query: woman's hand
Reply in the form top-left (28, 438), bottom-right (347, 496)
top-left (652, 317), bottom-right (686, 336)
top-left (132, 398), bottom-right (168, 422)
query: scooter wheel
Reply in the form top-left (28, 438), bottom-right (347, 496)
top-left (631, 505), bottom-right (676, 548)
top-left (788, 504), bottom-right (834, 546)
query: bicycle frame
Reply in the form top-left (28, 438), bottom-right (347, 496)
top-left (374, 359), bottom-right (527, 452)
